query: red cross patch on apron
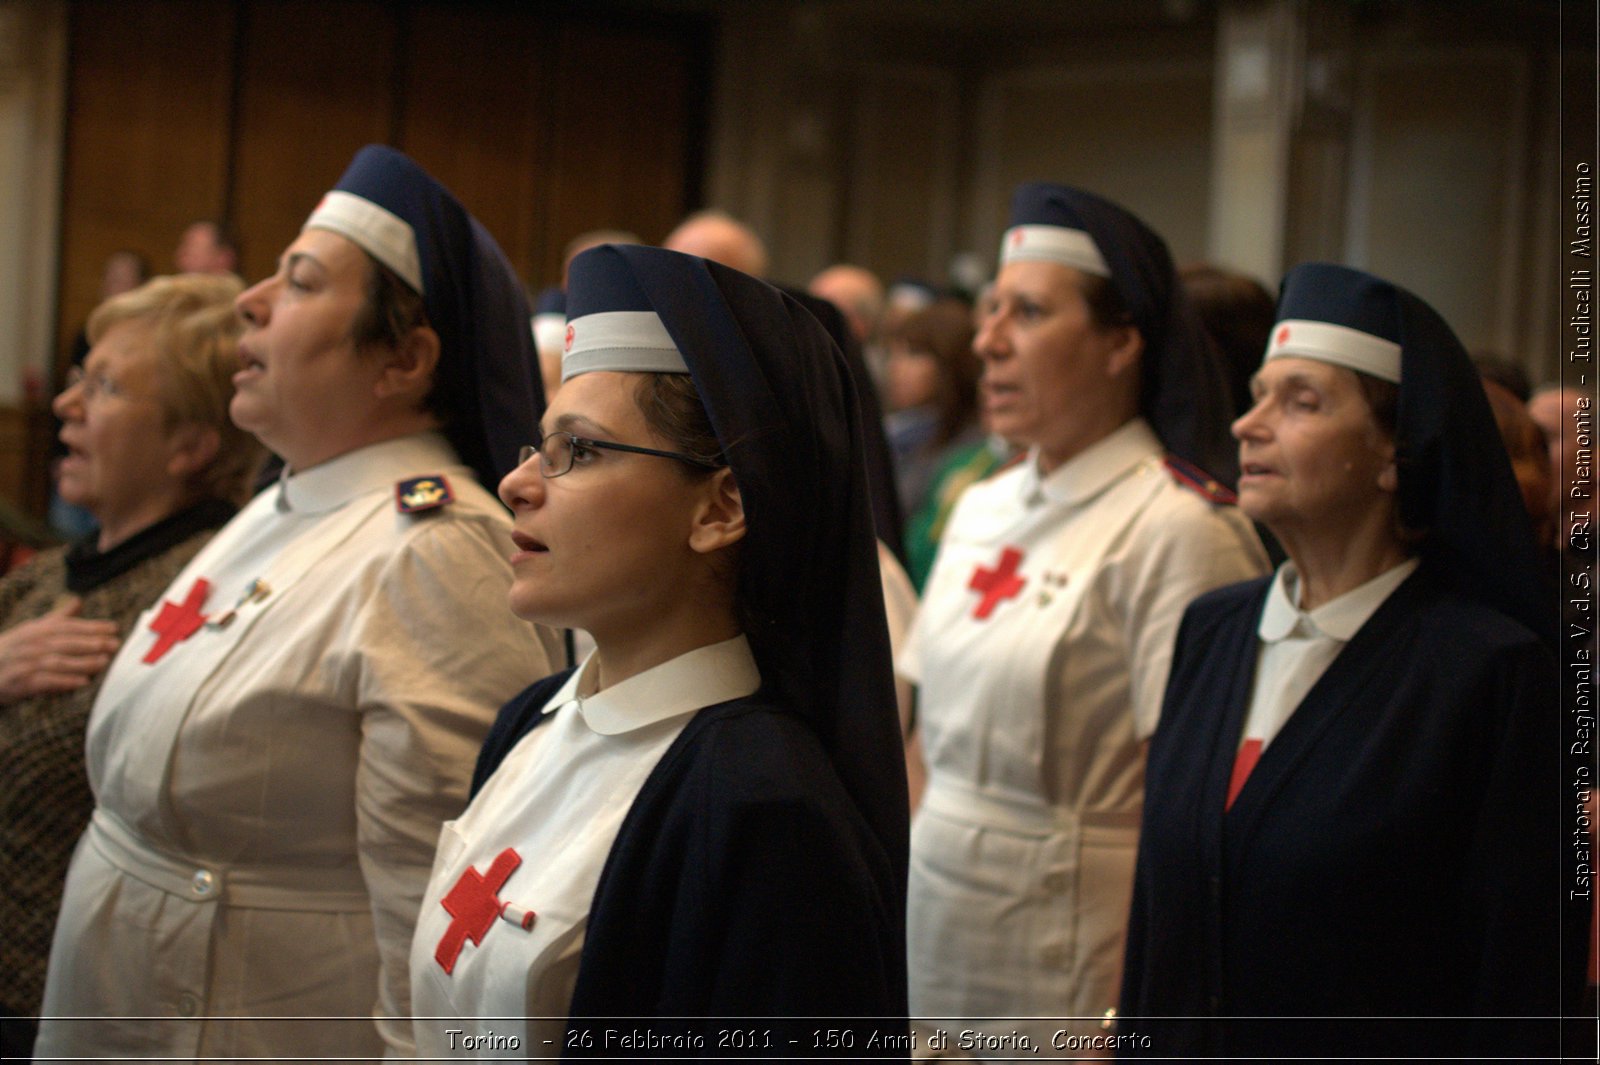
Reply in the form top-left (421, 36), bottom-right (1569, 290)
top-left (434, 847), bottom-right (537, 974)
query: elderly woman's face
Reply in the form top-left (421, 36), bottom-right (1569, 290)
top-left (973, 260), bottom-right (1138, 469)
top-left (232, 229), bottom-right (384, 470)
top-left (53, 321), bottom-right (185, 533)
top-left (1233, 357), bottom-right (1398, 547)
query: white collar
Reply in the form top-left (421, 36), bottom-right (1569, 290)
top-left (273, 432), bottom-right (460, 515)
top-left (1258, 558), bottom-right (1419, 643)
top-left (1019, 418), bottom-right (1161, 507)
top-left (547, 634), bottom-right (761, 737)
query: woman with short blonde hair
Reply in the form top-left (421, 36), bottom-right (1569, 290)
top-left (86, 273), bottom-right (262, 505)
top-left (0, 273), bottom-right (259, 1059)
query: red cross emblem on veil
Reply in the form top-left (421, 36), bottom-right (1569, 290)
top-left (967, 546), bottom-right (1027, 620)
top-left (435, 847), bottom-right (533, 974)
top-left (1276, 324), bottom-right (1291, 346)
top-left (564, 324), bottom-right (575, 352)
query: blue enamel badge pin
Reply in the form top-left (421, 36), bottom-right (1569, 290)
top-left (396, 475), bottom-right (455, 514)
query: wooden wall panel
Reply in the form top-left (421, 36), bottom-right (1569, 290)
top-left (56, 0), bottom-right (236, 365)
top-left (399, 3), bottom-right (549, 281)
top-left (971, 60), bottom-right (1214, 268)
top-left (0, 406), bottom-right (34, 516)
top-left (844, 65), bottom-right (962, 283)
top-left (1348, 45), bottom-right (1529, 354)
top-left (538, 21), bottom-right (700, 286)
top-left (55, 0), bottom-right (707, 418)
top-left (230, 0), bottom-right (400, 284)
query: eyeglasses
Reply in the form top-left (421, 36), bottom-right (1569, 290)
top-left (518, 431), bottom-right (724, 479)
top-left (63, 366), bottom-right (131, 404)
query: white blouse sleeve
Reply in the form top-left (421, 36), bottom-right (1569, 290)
top-left (1118, 500), bottom-right (1266, 741)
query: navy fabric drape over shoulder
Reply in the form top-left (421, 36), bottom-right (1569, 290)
top-left (1120, 263), bottom-right (1574, 1058)
top-left (476, 245), bottom-right (908, 1053)
top-left (1121, 567), bottom-right (1563, 1058)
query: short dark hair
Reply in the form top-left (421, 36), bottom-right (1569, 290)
top-left (630, 371), bottom-right (744, 617)
top-left (886, 298), bottom-right (979, 446)
top-left (1180, 263), bottom-right (1275, 418)
top-left (1079, 273), bottom-right (1135, 331)
top-left (1352, 370), bottom-right (1421, 545)
top-left (1355, 372), bottom-right (1399, 440)
top-left (350, 255), bottom-right (452, 424)
top-left (631, 372), bottom-right (724, 472)
top-left (352, 256), bottom-right (427, 351)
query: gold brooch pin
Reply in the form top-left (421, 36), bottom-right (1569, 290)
top-left (205, 578), bottom-right (271, 629)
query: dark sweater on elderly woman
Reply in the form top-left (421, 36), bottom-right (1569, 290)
top-left (0, 499), bottom-right (233, 1037)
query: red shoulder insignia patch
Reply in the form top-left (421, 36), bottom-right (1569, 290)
top-left (1163, 456), bottom-right (1237, 504)
top-left (396, 475), bottom-right (455, 514)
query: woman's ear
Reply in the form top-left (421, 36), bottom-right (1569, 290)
top-left (1369, 425), bottom-right (1399, 494)
top-left (1105, 324), bottom-right (1144, 379)
top-left (1377, 453), bottom-right (1399, 494)
top-left (688, 468), bottom-right (746, 554)
top-left (374, 325), bottom-right (442, 402)
top-left (165, 423), bottom-right (221, 483)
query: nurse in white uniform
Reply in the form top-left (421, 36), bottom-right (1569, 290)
top-left (901, 183), bottom-right (1267, 1051)
top-left (36, 146), bottom-right (561, 1060)
top-left (411, 243), bottom-right (908, 1055)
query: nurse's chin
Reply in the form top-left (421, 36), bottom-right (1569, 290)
top-left (506, 586), bottom-right (576, 630)
top-left (227, 394), bottom-right (273, 440)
